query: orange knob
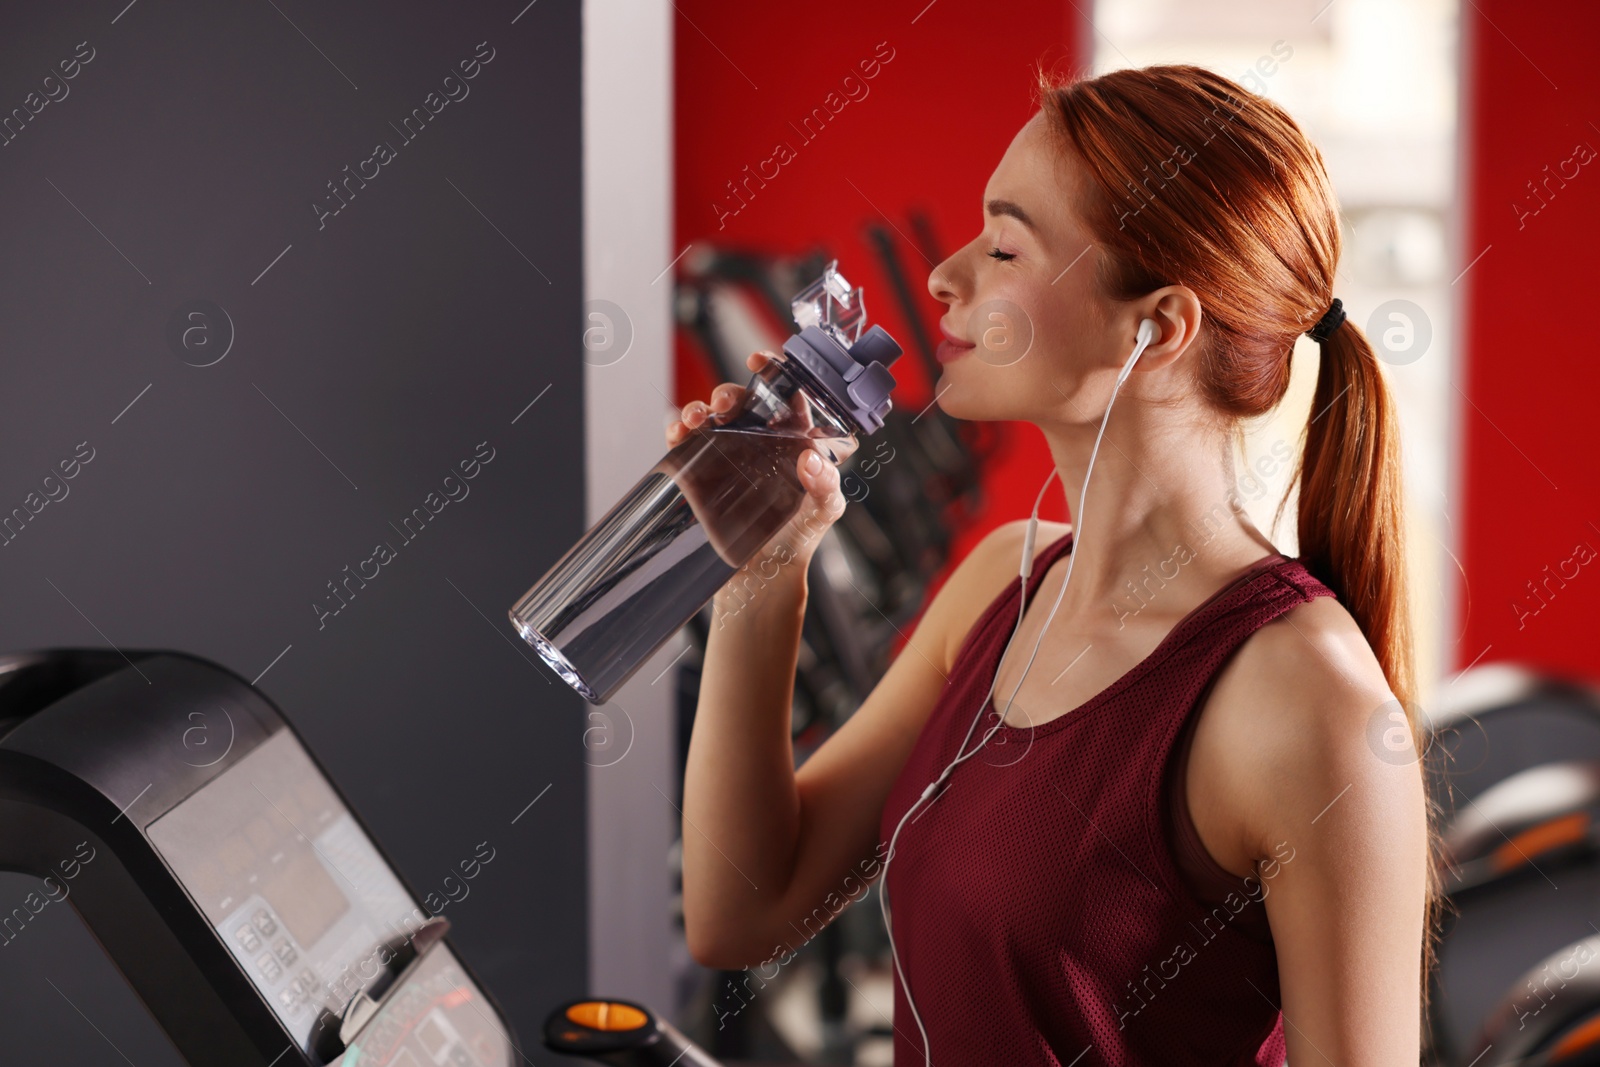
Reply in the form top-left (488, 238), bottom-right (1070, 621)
top-left (565, 1001), bottom-right (649, 1032)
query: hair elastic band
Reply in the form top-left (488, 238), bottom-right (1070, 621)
top-left (1306, 298), bottom-right (1347, 343)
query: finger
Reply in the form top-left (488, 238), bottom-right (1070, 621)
top-left (799, 449), bottom-right (837, 503)
top-left (802, 478), bottom-right (844, 530)
top-left (815, 461), bottom-right (846, 516)
top-left (710, 383), bottom-right (740, 412)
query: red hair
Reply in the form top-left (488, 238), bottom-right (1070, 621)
top-left (1036, 60), bottom-right (1436, 1004)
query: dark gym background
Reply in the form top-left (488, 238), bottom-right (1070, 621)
top-left (0, 2), bottom-right (586, 1062)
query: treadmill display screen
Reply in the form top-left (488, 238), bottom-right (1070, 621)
top-left (147, 729), bottom-right (508, 1062)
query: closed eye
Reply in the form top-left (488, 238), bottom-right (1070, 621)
top-left (987, 247), bottom-right (1016, 262)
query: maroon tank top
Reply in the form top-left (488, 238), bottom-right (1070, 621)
top-left (879, 530), bottom-right (1336, 1066)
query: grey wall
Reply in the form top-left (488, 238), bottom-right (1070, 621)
top-left (0, 1), bottom-right (587, 1062)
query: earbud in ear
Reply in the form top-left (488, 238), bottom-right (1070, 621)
top-left (1117, 319), bottom-right (1161, 387)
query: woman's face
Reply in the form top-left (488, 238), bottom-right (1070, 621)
top-left (926, 110), bottom-right (1137, 425)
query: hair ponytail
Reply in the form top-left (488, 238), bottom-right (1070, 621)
top-left (1289, 321), bottom-right (1416, 715)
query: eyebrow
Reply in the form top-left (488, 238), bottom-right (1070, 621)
top-left (985, 198), bottom-right (1039, 233)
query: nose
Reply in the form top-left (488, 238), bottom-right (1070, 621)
top-left (927, 252), bottom-right (962, 307)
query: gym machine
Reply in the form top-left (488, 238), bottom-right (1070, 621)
top-left (0, 646), bottom-right (741, 1067)
top-left (0, 648), bottom-right (515, 1067)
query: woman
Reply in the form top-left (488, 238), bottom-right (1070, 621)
top-left (672, 64), bottom-right (1432, 1066)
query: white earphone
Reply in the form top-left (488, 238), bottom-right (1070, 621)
top-left (878, 317), bottom-right (1160, 1066)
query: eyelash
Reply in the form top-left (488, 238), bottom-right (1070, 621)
top-left (987, 247), bottom-right (1016, 262)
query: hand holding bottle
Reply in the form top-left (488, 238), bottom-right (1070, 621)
top-left (664, 351), bottom-right (849, 589)
top-left (508, 260), bottom-right (899, 703)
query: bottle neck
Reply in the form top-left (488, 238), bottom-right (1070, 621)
top-left (777, 352), bottom-right (866, 439)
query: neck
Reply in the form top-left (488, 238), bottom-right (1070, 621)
top-left (1035, 398), bottom-right (1278, 624)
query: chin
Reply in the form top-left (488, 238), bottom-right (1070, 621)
top-left (931, 370), bottom-right (1018, 423)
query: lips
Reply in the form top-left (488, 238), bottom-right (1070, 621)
top-left (936, 321), bottom-right (975, 365)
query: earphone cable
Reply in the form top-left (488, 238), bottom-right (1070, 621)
top-left (877, 323), bottom-right (1154, 1067)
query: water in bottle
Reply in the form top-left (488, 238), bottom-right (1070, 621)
top-left (508, 261), bottom-right (902, 704)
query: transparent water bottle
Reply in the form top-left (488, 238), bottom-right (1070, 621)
top-left (508, 261), bottom-right (903, 704)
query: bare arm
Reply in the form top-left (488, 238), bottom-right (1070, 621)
top-left (1189, 597), bottom-right (1429, 1064)
top-left (681, 518), bottom-right (1043, 968)
top-left (678, 427), bottom-right (1046, 970)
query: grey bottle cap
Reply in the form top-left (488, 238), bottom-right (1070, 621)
top-left (781, 324), bottom-right (902, 435)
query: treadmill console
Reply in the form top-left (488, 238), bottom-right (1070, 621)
top-left (0, 650), bottom-right (517, 1067)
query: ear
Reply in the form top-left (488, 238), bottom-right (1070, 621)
top-left (1129, 286), bottom-right (1203, 371)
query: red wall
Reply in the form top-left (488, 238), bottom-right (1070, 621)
top-left (672, 4), bottom-right (1600, 685)
top-left (671, 0), bottom-right (1085, 602)
top-left (1457, 1), bottom-right (1600, 679)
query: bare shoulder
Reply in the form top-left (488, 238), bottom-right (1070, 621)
top-left (1191, 592), bottom-right (1421, 861)
top-left (1229, 594), bottom-right (1392, 729)
top-left (923, 519), bottom-right (1072, 676)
